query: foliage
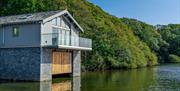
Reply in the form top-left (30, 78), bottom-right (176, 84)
top-left (121, 18), bottom-right (167, 52)
top-left (121, 18), bottom-right (180, 63)
top-left (120, 18), bottom-right (169, 63)
top-left (169, 54), bottom-right (180, 63)
top-left (157, 24), bottom-right (180, 62)
top-left (0, 0), bottom-right (161, 71)
top-left (158, 24), bottom-right (180, 55)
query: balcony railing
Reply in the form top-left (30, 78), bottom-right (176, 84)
top-left (41, 33), bottom-right (92, 50)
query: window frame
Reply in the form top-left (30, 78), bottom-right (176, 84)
top-left (12, 26), bottom-right (20, 37)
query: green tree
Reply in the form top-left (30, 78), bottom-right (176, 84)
top-left (0, 0), bottom-right (159, 70)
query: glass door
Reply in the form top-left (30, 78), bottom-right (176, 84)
top-left (52, 28), bottom-right (58, 45)
top-left (66, 31), bottom-right (70, 46)
top-left (61, 30), bottom-right (65, 45)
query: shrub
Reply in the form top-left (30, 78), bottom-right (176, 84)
top-left (169, 54), bottom-right (180, 63)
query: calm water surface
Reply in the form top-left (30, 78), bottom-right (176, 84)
top-left (0, 64), bottom-right (180, 91)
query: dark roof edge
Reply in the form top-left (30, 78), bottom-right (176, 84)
top-left (0, 21), bottom-right (42, 26)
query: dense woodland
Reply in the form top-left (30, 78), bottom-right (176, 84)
top-left (0, 0), bottom-right (179, 71)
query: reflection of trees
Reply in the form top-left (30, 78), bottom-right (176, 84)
top-left (81, 67), bottom-right (158, 91)
top-left (1, 65), bottom-right (180, 91)
top-left (0, 82), bottom-right (40, 91)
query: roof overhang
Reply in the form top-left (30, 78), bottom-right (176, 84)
top-left (42, 45), bottom-right (92, 51)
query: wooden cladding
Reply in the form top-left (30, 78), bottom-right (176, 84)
top-left (52, 51), bottom-right (72, 75)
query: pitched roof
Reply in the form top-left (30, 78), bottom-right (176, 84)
top-left (0, 10), bottom-right (62, 25)
top-left (0, 10), bottom-right (84, 32)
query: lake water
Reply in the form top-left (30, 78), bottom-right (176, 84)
top-left (0, 64), bottom-right (180, 91)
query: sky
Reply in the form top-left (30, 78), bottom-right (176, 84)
top-left (89, 0), bottom-right (180, 25)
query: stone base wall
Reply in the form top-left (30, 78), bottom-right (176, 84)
top-left (0, 47), bottom-right (41, 81)
top-left (40, 48), bottom-right (52, 81)
top-left (0, 47), bottom-right (82, 81)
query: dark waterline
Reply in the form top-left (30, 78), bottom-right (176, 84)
top-left (0, 64), bottom-right (180, 91)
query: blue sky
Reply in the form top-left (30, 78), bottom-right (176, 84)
top-left (89, 0), bottom-right (180, 25)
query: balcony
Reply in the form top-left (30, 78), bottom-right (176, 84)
top-left (41, 33), bottom-right (92, 50)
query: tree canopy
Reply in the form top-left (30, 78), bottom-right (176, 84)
top-left (0, 0), bottom-right (179, 71)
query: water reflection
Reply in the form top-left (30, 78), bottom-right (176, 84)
top-left (52, 81), bottom-right (71, 91)
top-left (80, 64), bottom-right (180, 91)
top-left (81, 67), bottom-right (158, 91)
top-left (0, 64), bottom-right (180, 91)
top-left (0, 77), bottom-right (81, 91)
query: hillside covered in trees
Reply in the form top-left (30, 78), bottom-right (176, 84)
top-left (0, 0), bottom-right (179, 71)
top-left (121, 18), bottom-right (180, 63)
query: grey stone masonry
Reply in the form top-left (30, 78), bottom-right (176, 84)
top-left (0, 47), bottom-right (82, 81)
top-left (40, 48), bottom-right (52, 81)
top-left (0, 47), bottom-right (41, 81)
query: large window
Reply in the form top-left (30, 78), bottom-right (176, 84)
top-left (57, 17), bottom-right (61, 26)
top-left (52, 18), bottom-right (57, 25)
top-left (52, 28), bottom-right (59, 45)
top-left (52, 17), bottom-right (61, 26)
top-left (12, 26), bottom-right (20, 37)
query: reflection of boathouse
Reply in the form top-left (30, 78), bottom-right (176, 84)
top-left (52, 81), bottom-right (71, 91)
top-left (43, 77), bottom-right (81, 91)
top-left (0, 77), bottom-right (81, 91)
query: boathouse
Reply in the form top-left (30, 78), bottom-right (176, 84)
top-left (0, 10), bottom-right (92, 81)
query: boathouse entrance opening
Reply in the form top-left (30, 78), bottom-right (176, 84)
top-left (52, 50), bottom-right (72, 75)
